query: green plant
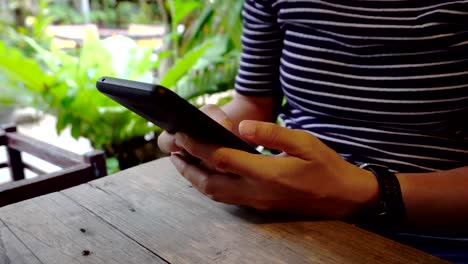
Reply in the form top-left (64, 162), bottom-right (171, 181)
top-left (47, 1), bottom-right (85, 25)
top-left (0, 34), bottom-right (159, 170)
top-left (0, 0), bottom-right (54, 55)
top-left (1, 0), bottom-right (244, 171)
top-left (156, 0), bottom-right (243, 105)
top-left (86, 0), bottom-right (161, 27)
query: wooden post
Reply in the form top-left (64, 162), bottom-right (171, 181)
top-left (81, 0), bottom-right (90, 24)
top-left (73, 0), bottom-right (90, 23)
top-left (84, 150), bottom-right (107, 178)
top-left (0, 0), bottom-right (8, 20)
top-left (2, 125), bottom-right (25, 181)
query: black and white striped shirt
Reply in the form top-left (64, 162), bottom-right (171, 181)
top-left (235, 0), bottom-right (468, 173)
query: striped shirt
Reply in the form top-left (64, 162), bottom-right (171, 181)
top-left (236, 1), bottom-right (468, 261)
top-left (235, 0), bottom-right (468, 173)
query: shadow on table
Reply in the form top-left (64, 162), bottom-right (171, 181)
top-left (223, 205), bottom-right (327, 224)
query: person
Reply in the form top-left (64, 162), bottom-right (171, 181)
top-left (159, 0), bottom-right (468, 262)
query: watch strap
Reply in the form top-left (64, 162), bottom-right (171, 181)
top-left (359, 163), bottom-right (407, 232)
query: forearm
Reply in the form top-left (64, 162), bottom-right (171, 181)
top-left (221, 92), bottom-right (278, 135)
top-left (397, 166), bottom-right (468, 234)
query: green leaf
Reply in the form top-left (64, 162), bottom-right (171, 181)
top-left (0, 40), bottom-right (54, 92)
top-left (71, 119), bottom-right (82, 139)
top-left (216, 0), bottom-right (243, 50)
top-left (182, 5), bottom-right (214, 52)
top-left (24, 36), bottom-right (61, 71)
top-left (154, 50), bottom-right (172, 69)
top-left (171, 0), bottom-right (201, 26)
top-left (0, 96), bottom-right (16, 105)
top-left (160, 40), bottom-right (213, 88)
top-left (200, 36), bottom-right (228, 60)
top-left (56, 111), bottom-right (73, 135)
top-left (61, 96), bottom-right (75, 108)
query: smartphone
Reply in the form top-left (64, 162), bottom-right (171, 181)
top-left (96, 77), bottom-right (260, 154)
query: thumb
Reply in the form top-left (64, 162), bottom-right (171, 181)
top-left (238, 120), bottom-right (317, 158)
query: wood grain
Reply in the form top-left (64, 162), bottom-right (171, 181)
top-left (0, 192), bottom-right (167, 264)
top-left (0, 219), bottom-right (42, 264)
top-left (62, 158), bottom-right (447, 264)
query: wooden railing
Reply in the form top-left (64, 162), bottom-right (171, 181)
top-left (0, 124), bottom-right (107, 207)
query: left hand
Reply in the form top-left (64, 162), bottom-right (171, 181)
top-left (171, 120), bottom-right (378, 219)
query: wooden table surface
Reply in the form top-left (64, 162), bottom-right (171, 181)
top-left (0, 158), bottom-right (448, 264)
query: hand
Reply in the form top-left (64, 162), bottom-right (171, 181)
top-left (170, 120), bottom-right (379, 219)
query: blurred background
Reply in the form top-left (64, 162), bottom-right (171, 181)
top-left (0, 0), bottom-right (243, 180)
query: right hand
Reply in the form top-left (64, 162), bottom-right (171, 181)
top-left (157, 104), bottom-right (234, 154)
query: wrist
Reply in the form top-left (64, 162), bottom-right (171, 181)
top-left (358, 168), bottom-right (380, 208)
top-left (356, 164), bottom-right (408, 232)
top-left (342, 165), bottom-right (380, 217)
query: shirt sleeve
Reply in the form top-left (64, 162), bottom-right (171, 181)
top-left (235, 0), bottom-right (283, 97)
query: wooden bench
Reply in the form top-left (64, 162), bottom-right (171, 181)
top-left (0, 124), bottom-right (107, 207)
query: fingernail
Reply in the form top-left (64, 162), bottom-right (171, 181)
top-left (239, 121), bottom-right (256, 137)
top-left (170, 154), bottom-right (184, 169)
top-left (175, 133), bottom-right (187, 147)
top-left (221, 118), bottom-right (233, 130)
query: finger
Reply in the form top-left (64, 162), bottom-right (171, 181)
top-left (210, 147), bottom-right (303, 180)
top-left (158, 131), bottom-right (182, 153)
top-left (170, 154), bottom-right (252, 204)
top-left (174, 133), bottom-right (221, 172)
top-left (170, 153), bottom-right (211, 194)
top-left (174, 132), bottom-right (229, 171)
top-left (239, 120), bottom-right (320, 159)
top-left (174, 133), bottom-right (300, 180)
top-left (200, 104), bottom-right (233, 130)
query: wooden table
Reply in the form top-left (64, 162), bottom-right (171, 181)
top-left (0, 158), bottom-right (447, 264)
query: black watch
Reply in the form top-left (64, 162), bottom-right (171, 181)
top-left (359, 163), bottom-right (407, 232)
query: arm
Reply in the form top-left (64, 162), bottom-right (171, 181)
top-left (221, 92), bottom-right (279, 135)
top-left (225, 0), bottom-right (284, 130)
top-left (397, 166), bottom-right (468, 233)
top-left (207, 106), bottom-right (468, 233)
top-left (219, 97), bottom-right (468, 234)
top-left (170, 119), bottom-right (468, 235)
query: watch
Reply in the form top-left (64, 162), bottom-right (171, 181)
top-left (359, 163), bottom-right (407, 232)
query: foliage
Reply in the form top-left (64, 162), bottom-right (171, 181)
top-left (0, 0), bottom-right (53, 54)
top-left (0, 34), bottom-right (158, 149)
top-left (86, 0), bottom-right (160, 27)
top-left (1, 0), bottom-right (244, 107)
top-left (0, 0), bottom-right (244, 170)
top-left (158, 0), bottom-right (243, 105)
top-left (2, 0), bottom-right (160, 28)
top-left (46, 1), bottom-right (86, 25)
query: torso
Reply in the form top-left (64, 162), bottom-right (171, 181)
top-left (271, 0), bottom-right (468, 172)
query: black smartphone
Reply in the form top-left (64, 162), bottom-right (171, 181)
top-left (96, 77), bottom-right (260, 154)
